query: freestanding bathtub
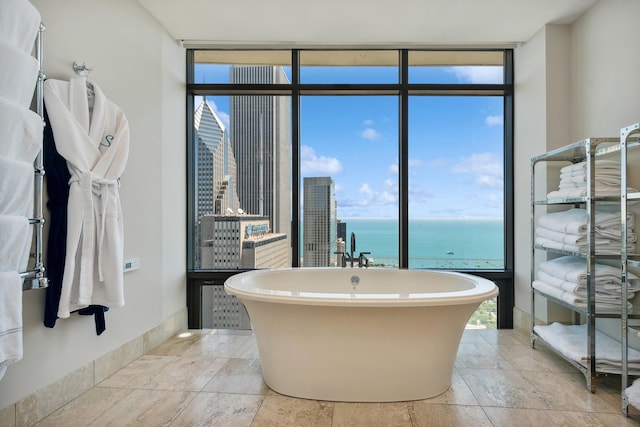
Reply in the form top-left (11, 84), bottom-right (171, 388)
top-left (224, 268), bottom-right (498, 402)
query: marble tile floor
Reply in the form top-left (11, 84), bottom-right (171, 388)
top-left (31, 328), bottom-right (640, 427)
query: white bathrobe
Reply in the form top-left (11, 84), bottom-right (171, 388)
top-left (43, 77), bottom-right (129, 318)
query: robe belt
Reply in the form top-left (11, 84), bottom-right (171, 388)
top-left (69, 171), bottom-right (119, 284)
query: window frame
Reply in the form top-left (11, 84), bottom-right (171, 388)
top-left (186, 49), bottom-right (514, 328)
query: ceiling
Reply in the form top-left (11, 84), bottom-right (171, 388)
top-left (138, 0), bottom-right (598, 48)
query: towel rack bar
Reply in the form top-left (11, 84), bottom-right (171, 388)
top-left (21, 23), bottom-right (49, 292)
top-left (20, 269), bottom-right (48, 290)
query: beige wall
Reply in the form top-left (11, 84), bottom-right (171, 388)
top-left (513, 24), bottom-right (572, 319)
top-left (0, 0), bottom-right (186, 409)
top-left (513, 0), bottom-right (640, 320)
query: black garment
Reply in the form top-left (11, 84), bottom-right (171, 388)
top-left (43, 106), bottom-right (107, 335)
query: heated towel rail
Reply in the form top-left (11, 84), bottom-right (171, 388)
top-left (20, 23), bottom-right (48, 291)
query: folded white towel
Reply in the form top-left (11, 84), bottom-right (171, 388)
top-left (537, 208), bottom-right (632, 235)
top-left (546, 186), bottom-right (636, 199)
top-left (0, 97), bottom-right (43, 162)
top-left (560, 160), bottom-right (621, 174)
top-left (0, 40), bottom-right (39, 107)
top-left (534, 322), bottom-right (640, 375)
top-left (626, 379), bottom-right (640, 409)
top-left (0, 271), bottom-right (23, 381)
top-left (534, 236), bottom-right (634, 254)
top-left (0, 156), bottom-right (34, 217)
top-left (562, 175), bottom-right (621, 186)
top-left (0, 215), bottom-right (31, 273)
top-left (539, 255), bottom-right (640, 286)
top-left (535, 226), bottom-right (637, 246)
top-left (533, 280), bottom-right (632, 309)
top-left (560, 170), bottom-right (621, 180)
top-left (537, 270), bottom-right (638, 297)
top-left (0, 0), bottom-right (41, 54)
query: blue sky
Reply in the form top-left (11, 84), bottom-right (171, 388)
top-left (196, 64), bottom-right (504, 220)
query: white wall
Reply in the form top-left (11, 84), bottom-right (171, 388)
top-left (0, 0), bottom-right (186, 409)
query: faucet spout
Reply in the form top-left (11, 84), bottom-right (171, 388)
top-left (358, 252), bottom-right (371, 268)
top-left (350, 232), bottom-right (356, 268)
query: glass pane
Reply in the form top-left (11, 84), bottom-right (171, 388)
top-left (300, 96), bottom-right (398, 267)
top-left (300, 50), bottom-right (398, 84)
top-left (192, 91), bottom-right (291, 269)
top-left (467, 297), bottom-right (497, 329)
top-left (409, 51), bottom-right (503, 84)
top-left (408, 96), bottom-right (504, 269)
top-left (193, 50), bottom-right (292, 83)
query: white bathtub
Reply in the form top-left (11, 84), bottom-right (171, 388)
top-left (224, 268), bottom-right (498, 402)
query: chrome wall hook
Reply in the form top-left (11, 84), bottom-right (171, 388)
top-left (73, 61), bottom-right (94, 76)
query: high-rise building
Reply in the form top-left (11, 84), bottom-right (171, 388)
top-left (229, 66), bottom-right (291, 243)
top-left (303, 177), bottom-right (337, 267)
top-left (194, 98), bottom-right (242, 268)
top-left (199, 215), bottom-right (289, 269)
top-left (194, 98), bottom-right (240, 219)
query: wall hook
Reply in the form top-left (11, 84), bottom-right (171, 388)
top-left (72, 61), bottom-right (94, 76)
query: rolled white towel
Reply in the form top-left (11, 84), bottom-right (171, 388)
top-left (0, 0), bottom-right (41, 53)
top-left (0, 215), bottom-right (31, 273)
top-left (0, 39), bottom-right (39, 107)
top-left (0, 271), bottom-right (23, 381)
top-left (0, 97), bottom-right (43, 162)
top-left (0, 156), bottom-right (34, 217)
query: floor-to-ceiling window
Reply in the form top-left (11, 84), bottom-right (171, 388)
top-left (187, 49), bottom-right (513, 330)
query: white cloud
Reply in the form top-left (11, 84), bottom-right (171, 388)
top-left (448, 66), bottom-right (503, 84)
top-left (356, 182), bottom-right (398, 207)
top-left (300, 145), bottom-right (343, 174)
top-left (452, 152), bottom-right (503, 188)
top-left (361, 127), bottom-right (381, 141)
top-left (359, 183), bottom-right (373, 197)
top-left (363, 119), bottom-right (374, 126)
top-left (485, 115), bottom-right (503, 126)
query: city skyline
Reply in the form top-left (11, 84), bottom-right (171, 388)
top-left (195, 64), bottom-right (504, 220)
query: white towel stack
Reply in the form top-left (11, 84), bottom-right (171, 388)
top-left (533, 256), bottom-right (638, 309)
top-left (0, 0), bottom-right (42, 381)
top-left (534, 322), bottom-right (640, 374)
top-left (546, 160), bottom-right (635, 199)
top-left (535, 208), bottom-right (636, 254)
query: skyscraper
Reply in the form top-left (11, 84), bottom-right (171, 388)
top-left (229, 66), bottom-right (291, 242)
top-left (303, 177), bottom-right (337, 267)
top-left (194, 98), bottom-right (242, 268)
top-left (194, 98), bottom-right (240, 219)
